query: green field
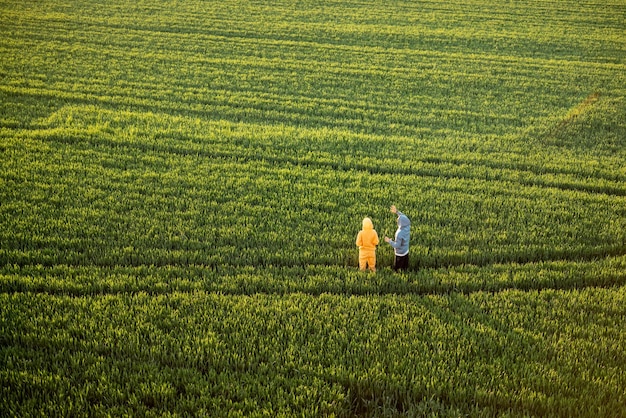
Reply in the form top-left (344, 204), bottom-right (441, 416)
top-left (2, 0), bottom-right (626, 416)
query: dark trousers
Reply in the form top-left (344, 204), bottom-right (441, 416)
top-left (394, 254), bottom-right (409, 271)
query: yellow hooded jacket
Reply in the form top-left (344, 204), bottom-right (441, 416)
top-left (356, 217), bottom-right (379, 252)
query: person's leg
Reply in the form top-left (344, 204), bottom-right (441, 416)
top-left (359, 252), bottom-right (367, 271)
top-left (398, 254), bottom-right (409, 270)
top-left (395, 254), bottom-right (409, 271)
top-left (369, 253), bottom-right (376, 272)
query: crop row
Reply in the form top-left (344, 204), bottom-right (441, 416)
top-left (2, 255), bottom-right (626, 297)
top-left (2, 164), bottom-right (625, 271)
top-left (27, 103), bottom-right (626, 180)
top-left (1, 0), bottom-right (624, 142)
top-left (2, 103), bottom-right (625, 270)
top-left (2, 0), bottom-right (623, 63)
top-left (2, 286), bottom-right (625, 416)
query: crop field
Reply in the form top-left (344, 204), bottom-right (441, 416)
top-left (1, 0), bottom-right (626, 416)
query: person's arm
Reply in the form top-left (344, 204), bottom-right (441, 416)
top-left (385, 205), bottom-right (400, 246)
top-left (385, 236), bottom-right (400, 248)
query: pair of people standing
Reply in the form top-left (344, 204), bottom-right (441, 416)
top-left (355, 205), bottom-right (410, 272)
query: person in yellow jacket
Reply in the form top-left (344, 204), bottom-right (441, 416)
top-left (356, 217), bottom-right (380, 272)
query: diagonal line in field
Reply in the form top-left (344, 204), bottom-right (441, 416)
top-left (546, 92), bottom-right (601, 138)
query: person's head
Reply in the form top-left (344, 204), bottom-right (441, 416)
top-left (362, 217), bottom-right (374, 230)
top-left (397, 213), bottom-right (410, 229)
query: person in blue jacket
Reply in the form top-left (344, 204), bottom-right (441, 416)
top-left (384, 205), bottom-right (410, 271)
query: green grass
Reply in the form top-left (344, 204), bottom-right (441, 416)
top-left (1, 0), bottom-right (626, 416)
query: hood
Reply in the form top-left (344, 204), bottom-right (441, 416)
top-left (362, 217), bottom-right (374, 230)
top-left (397, 214), bottom-right (410, 229)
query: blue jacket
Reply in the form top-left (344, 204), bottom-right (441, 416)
top-left (388, 211), bottom-right (410, 256)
